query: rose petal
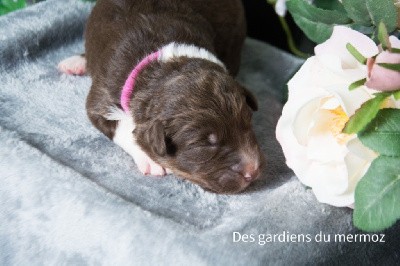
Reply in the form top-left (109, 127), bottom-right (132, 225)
top-left (324, 84), bottom-right (373, 116)
top-left (311, 138), bottom-right (375, 207)
top-left (316, 54), bottom-right (368, 83)
top-left (312, 166), bottom-right (355, 208)
top-left (307, 161), bottom-right (349, 196)
top-left (346, 138), bottom-right (377, 162)
top-left (276, 116), bottom-right (314, 186)
top-left (311, 55), bottom-right (373, 116)
top-left (287, 57), bottom-right (327, 100)
top-left (307, 133), bottom-right (347, 163)
top-left (339, 140), bottom-right (376, 205)
top-left (311, 152), bottom-right (360, 207)
top-left (293, 98), bottom-right (321, 145)
top-left (321, 97), bottom-right (340, 110)
top-left (277, 57), bottom-right (334, 186)
top-left (389, 36), bottom-right (400, 49)
top-left (376, 50), bottom-right (400, 64)
top-left (315, 26), bottom-right (379, 69)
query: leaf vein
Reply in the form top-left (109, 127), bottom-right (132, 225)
top-left (359, 177), bottom-right (400, 220)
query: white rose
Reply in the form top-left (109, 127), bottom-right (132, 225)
top-left (276, 26), bottom-right (379, 207)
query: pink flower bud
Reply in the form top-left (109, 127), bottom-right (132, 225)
top-left (365, 51), bottom-right (400, 91)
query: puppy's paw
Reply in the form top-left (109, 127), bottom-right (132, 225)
top-left (109, 108), bottom-right (167, 177)
top-left (133, 149), bottom-right (166, 177)
top-left (166, 168), bottom-right (173, 175)
top-left (58, 55), bottom-right (87, 75)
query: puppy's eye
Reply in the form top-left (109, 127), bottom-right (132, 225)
top-left (208, 133), bottom-right (218, 146)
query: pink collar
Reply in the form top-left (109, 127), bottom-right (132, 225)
top-left (120, 51), bottom-right (160, 113)
top-left (120, 43), bottom-right (226, 113)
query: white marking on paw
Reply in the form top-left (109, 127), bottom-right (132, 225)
top-left (166, 168), bottom-right (173, 175)
top-left (58, 55), bottom-right (87, 75)
top-left (107, 107), bottom-right (166, 176)
top-left (133, 148), bottom-right (166, 176)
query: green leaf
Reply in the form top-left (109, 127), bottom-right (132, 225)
top-left (0, 0), bottom-right (26, 11)
top-left (0, 6), bottom-right (9, 15)
top-left (359, 108), bottom-right (400, 157)
top-left (377, 22), bottom-right (390, 50)
top-left (286, 0), bottom-right (353, 43)
top-left (348, 78), bottom-right (367, 91)
top-left (393, 90), bottom-right (400, 100)
top-left (287, 0), bottom-right (351, 24)
top-left (290, 14), bottom-right (333, 43)
top-left (342, 0), bottom-right (371, 26)
top-left (392, 48), bottom-right (400, 54)
top-left (353, 156), bottom-right (400, 232)
top-left (346, 43), bottom-right (367, 64)
top-left (366, 0), bottom-right (397, 32)
top-left (350, 24), bottom-right (374, 35)
top-left (314, 0), bottom-right (346, 13)
top-left (343, 93), bottom-right (390, 134)
top-left (377, 63), bottom-right (400, 72)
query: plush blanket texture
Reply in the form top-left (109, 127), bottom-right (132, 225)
top-left (1, 0), bottom-right (399, 265)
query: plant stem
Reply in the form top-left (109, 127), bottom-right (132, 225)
top-left (278, 15), bottom-right (308, 58)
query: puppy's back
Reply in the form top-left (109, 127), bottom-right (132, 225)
top-left (85, 0), bottom-right (246, 78)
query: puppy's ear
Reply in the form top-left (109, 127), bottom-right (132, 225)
top-left (145, 120), bottom-right (167, 156)
top-left (242, 87), bottom-right (258, 111)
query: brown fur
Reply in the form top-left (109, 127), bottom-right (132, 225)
top-left (84, 0), bottom-right (265, 193)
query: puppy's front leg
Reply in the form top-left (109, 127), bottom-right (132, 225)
top-left (105, 107), bottom-right (167, 176)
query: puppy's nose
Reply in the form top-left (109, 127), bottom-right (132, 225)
top-left (243, 166), bottom-right (259, 182)
top-left (231, 162), bottom-right (259, 182)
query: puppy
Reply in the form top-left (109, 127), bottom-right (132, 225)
top-left (58, 0), bottom-right (265, 193)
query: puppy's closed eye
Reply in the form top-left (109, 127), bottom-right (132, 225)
top-left (180, 135), bottom-right (221, 167)
top-left (181, 145), bottom-right (218, 164)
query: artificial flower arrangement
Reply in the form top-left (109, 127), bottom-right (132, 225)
top-left (272, 0), bottom-right (400, 232)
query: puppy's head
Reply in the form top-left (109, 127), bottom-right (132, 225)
top-left (135, 60), bottom-right (264, 193)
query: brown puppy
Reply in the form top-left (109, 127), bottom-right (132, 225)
top-left (59, 0), bottom-right (264, 193)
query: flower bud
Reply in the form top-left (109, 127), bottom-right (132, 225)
top-left (366, 51), bottom-right (400, 92)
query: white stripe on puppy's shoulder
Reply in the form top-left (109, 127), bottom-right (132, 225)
top-left (105, 106), bottom-right (137, 157)
top-left (105, 105), bottom-right (136, 148)
top-left (159, 42), bottom-right (227, 71)
top-left (105, 105), bottom-right (130, 121)
top-left (105, 105), bottom-right (136, 145)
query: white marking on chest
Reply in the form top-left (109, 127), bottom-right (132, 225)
top-left (105, 107), bottom-right (166, 176)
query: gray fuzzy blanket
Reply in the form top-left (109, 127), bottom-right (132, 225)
top-left (1, 0), bottom-right (399, 265)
